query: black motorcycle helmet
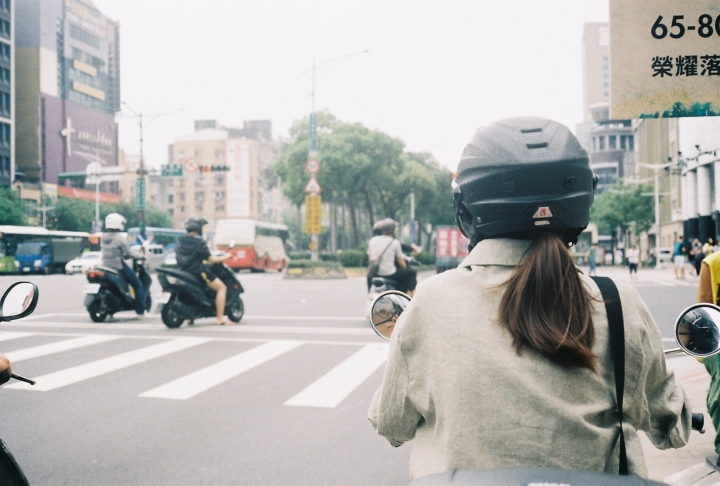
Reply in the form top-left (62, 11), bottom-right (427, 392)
top-left (185, 216), bottom-right (208, 234)
top-left (453, 117), bottom-right (597, 249)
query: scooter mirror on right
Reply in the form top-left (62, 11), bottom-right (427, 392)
top-left (675, 303), bottom-right (720, 357)
top-left (370, 290), bottom-right (411, 340)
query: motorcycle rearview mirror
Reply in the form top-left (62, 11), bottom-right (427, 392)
top-left (0, 282), bottom-right (39, 322)
top-left (669, 303), bottom-right (720, 358)
top-left (370, 290), bottom-right (411, 340)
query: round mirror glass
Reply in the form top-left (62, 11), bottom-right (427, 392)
top-left (676, 304), bottom-right (720, 357)
top-left (370, 290), bottom-right (411, 340)
top-left (1, 282), bottom-right (37, 320)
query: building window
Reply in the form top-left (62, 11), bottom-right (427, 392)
top-left (0, 123), bottom-right (9, 147)
top-left (603, 64), bottom-right (608, 70)
top-left (180, 205), bottom-right (185, 213)
top-left (177, 179), bottom-right (184, 187)
top-left (628, 136), bottom-right (634, 151)
top-left (179, 192), bottom-right (185, 202)
top-left (592, 137), bottom-right (597, 151)
top-left (603, 73), bottom-right (608, 79)
top-left (609, 135), bottom-right (617, 149)
top-left (215, 176), bottom-right (224, 186)
top-left (215, 205), bottom-right (225, 212)
top-left (167, 179), bottom-right (174, 187)
top-left (168, 195), bottom-right (174, 203)
top-left (0, 91), bottom-right (10, 117)
top-left (195, 191), bottom-right (204, 201)
top-left (195, 204), bottom-right (203, 211)
top-left (603, 82), bottom-right (608, 88)
top-left (0, 43), bottom-right (9, 61)
top-left (69, 23), bottom-right (104, 50)
top-left (0, 20), bottom-right (10, 40)
top-left (598, 136), bottom-right (605, 150)
top-left (620, 136), bottom-right (626, 150)
top-left (168, 209), bottom-right (174, 216)
top-left (603, 91), bottom-right (609, 97)
top-left (603, 55), bottom-right (609, 61)
top-left (215, 149), bottom-right (224, 157)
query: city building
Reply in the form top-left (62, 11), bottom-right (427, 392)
top-left (581, 22), bottom-right (610, 122)
top-left (15, 0), bottom-right (120, 187)
top-left (585, 104), bottom-right (635, 193)
top-left (169, 121), bottom-right (264, 232)
top-left (0, 0), bottom-right (12, 187)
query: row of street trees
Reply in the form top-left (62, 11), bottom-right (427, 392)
top-left (0, 188), bottom-right (171, 232)
top-left (589, 180), bottom-right (655, 249)
top-left (274, 112), bottom-right (455, 250)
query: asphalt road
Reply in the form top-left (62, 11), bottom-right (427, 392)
top-left (0, 268), bottom-right (700, 485)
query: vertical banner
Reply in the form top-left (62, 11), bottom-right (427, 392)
top-left (304, 194), bottom-right (322, 235)
top-left (135, 178), bottom-right (145, 209)
top-left (226, 139), bottom-right (251, 218)
top-left (610, 0), bottom-right (720, 118)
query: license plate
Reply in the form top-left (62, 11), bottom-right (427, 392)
top-left (22, 267), bottom-right (30, 272)
top-left (83, 283), bottom-right (101, 294)
top-left (158, 292), bottom-right (171, 304)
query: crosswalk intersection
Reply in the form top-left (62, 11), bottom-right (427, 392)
top-left (0, 330), bottom-right (389, 406)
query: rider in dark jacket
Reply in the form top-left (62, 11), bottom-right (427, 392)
top-left (175, 216), bottom-right (231, 325)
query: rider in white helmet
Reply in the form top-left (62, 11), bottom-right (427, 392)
top-left (100, 213), bottom-right (146, 316)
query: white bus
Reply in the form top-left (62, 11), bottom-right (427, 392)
top-left (214, 219), bottom-right (289, 272)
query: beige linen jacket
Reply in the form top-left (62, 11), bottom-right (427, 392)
top-left (368, 238), bottom-right (691, 480)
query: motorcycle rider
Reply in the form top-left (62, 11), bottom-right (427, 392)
top-left (368, 117), bottom-right (691, 480)
top-left (174, 216), bottom-right (232, 326)
top-left (100, 213), bottom-right (146, 317)
top-left (367, 218), bottom-right (418, 296)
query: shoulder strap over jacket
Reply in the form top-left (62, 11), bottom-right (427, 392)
top-left (590, 276), bottom-right (628, 476)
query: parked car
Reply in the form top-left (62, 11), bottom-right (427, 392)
top-left (655, 247), bottom-right (672, 264)
top-left (65, 251), bottom-right (102, 275)
top-left (131, 244), bottom-right (165, 272)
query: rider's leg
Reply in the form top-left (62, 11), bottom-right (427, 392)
top-left (120, 263), bottom-right (145, 315)
top-left (206, 278), bottom-right (228, 325)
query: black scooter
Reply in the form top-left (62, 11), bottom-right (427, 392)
top-left (156, 262), bottom-right (244, 328)
top-left (83, 258), bottom-right (152, 322)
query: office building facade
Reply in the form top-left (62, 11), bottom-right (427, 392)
top-left (15, 0), bottom-right (119, 185)
top-left (0, 0), bottom-right (12, 187)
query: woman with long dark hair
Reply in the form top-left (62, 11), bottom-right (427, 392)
top-left (368, 117), bottom-right (692, 480)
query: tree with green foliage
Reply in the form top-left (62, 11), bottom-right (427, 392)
top-left (0, 188), bottom-right (27, 226)
top-left (274, 112), bottom-right (456, 249)
top-left (53, 198), bottom-right (172, 232)
top-left (590, 182), bottom-right (654, 236)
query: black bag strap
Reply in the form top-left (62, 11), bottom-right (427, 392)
top-left (590, 276), bottom-right (628, 476)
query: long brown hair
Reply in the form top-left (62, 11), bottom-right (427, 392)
top-left (498, 231), bottom-right (596, 370)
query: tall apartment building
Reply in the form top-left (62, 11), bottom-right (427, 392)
top-left (15, 0), bottom-right (120, 185)
top-left (170, 122), bottom-right (263, 232)
top-left (0, 0), bottom-right (12, 187)
top-left (581, 22), bottom-right (610, 122)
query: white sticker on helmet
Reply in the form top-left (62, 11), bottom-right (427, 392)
top-left (533, 207), bottom-right (553, 219)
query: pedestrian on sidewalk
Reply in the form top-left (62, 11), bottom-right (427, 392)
top-left (692, 238), bottom-right (703, 276)
top-left (696, 251), bottom-right (720, 466)
top-left (626, 245), bottom-right (639, 279)
top-left (588, 244), bottom-right (597, 276)
top-left (673, 236), bottom-right (686, 279)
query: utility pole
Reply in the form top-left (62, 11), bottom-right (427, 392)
top-left (300, 51), bottom-right (368, 260)
top-left (121, 103), bottom-right (181, 235)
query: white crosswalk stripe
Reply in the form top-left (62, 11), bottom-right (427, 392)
top-left (4, 334), bottom-right (120, 363)
top-left (0, 331), bottom-right (35, 342)
top-left (0, 332), bottom-right (388, 407)
top-left (284, 343), bottom-right (389, 408)
top-left (139, 340), bottom-right (304, 400)
top-left (6, 337), bottom-right (210, 391)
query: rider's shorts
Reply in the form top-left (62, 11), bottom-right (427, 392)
top-left (193, 265), bottom-right (217, 285)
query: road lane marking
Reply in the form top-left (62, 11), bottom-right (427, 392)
top-left (0, 331), bottom-right (35, 341)
top-left (4, 335), bottom-right (120, 363)
top-left (284, 343), bottom-right (389, 408)
top-left (0, 321), bottom-right (375, 335)
top-left (139, 340), bottom-right (304, 400)
top-left (6, 337), bottom-right (210, 391)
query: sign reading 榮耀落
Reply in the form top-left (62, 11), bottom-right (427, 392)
top-left (610, 0), bottom-right (720, 119)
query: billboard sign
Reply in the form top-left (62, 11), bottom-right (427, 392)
top-left (226, 139), bottom-right (251, 218)
top-left (610, 0), bottom-right (720, 118)
top-left (304, 194), bottom-right (322, 235)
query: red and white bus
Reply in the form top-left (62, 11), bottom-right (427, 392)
top-left (215, 219), bottom-right (289, 272)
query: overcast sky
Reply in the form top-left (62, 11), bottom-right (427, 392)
top-left (92, 0), bottom-right (609, 172)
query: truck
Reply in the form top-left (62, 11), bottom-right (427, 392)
top-left (15, 239), bottom-right (85, 275)
top-left (434, 226), bottom-right (469, 273)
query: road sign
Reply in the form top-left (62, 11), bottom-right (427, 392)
top-left (162, 164), bottom-right (183, 177)
top-left (610, 0), bottom-right (720, 118)
top-left (308, 241), bottom-right (319, 251)
top-left (304, 176), bottom-right (322, 193)
top-left (306, 158), bottom-right (320, 174)
top-left (184, 158), bottom-right (199, 173)
top-left (136, 178), bottom-right (146, 210)
top-left (305, 194), bottom-right (322, 235)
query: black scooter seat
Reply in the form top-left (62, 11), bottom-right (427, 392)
top-left (372, 276), bottom-right (398, 286)
top-left (157, 267), bottom-right (204, 286)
